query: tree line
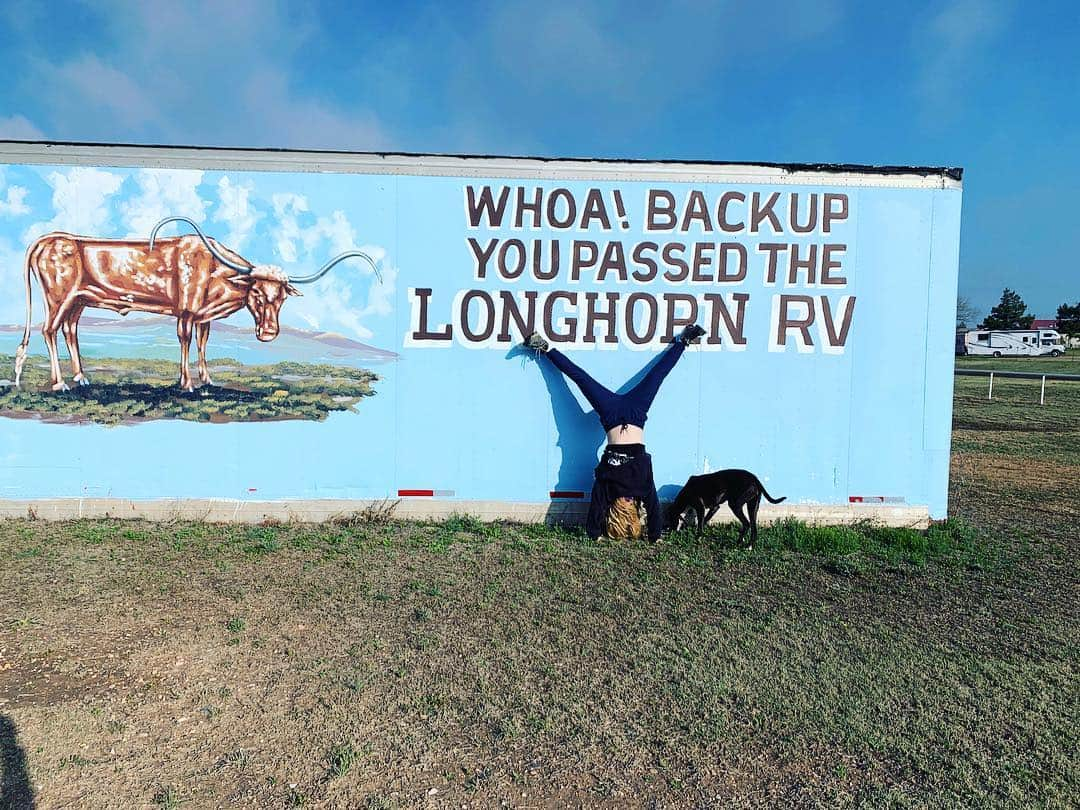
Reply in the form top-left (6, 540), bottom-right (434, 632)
top-left (957, 289), bottom-right (1080, 337)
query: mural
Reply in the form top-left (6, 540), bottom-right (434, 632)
top-left (0, 152), bottom-right (962, 516)
top-left (0, 167), bottom-right (393, 426)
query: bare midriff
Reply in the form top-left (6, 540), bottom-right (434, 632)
top-left (606, 425), bottom-right (645, 445)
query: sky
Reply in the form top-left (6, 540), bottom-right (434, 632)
top-left (0, 0), bottom-right (1076, 321)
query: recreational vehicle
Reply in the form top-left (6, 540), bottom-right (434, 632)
top-left (962, 329), bottom-right (1067, 357)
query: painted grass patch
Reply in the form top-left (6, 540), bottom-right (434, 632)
top-left (0, 353), bottom-right (378, 425)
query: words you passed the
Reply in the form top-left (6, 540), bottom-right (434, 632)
top-left (406, 184), bottom-right (858, 353)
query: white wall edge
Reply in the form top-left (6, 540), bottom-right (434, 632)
top-left (0, 498), bottom-right (932, 528)
top-left (0, 142), bottom-right (962, 190)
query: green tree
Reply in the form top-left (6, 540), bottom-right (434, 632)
top-left (956, 296), bottom-right (978, 329)
top-left (1057, 301), bottom-right (1080, 339)
top-left (980, 288), bottom-right (1034, 330)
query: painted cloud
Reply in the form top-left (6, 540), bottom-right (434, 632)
top-left (0, 166), bottom-right (392, 341)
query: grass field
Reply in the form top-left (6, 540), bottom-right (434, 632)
top-left (0, 354), bottom-right (378, 425)
top-left (1, 372), bottom-right (1077, 808)
top-left (955, 353), bottom-right (1080, 375)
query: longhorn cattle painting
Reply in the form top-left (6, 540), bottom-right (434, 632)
top-left (14, 216), bottom-right (381, 393)
top-left (0, 163), bottom-right (396, 426)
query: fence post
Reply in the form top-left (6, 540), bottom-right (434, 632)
top-left (988, 372), bottom-right (994, 400)
top-left (1040, 375), bottom-right (1046, 405)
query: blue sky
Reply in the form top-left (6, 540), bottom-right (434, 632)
top-left (0, 0), bottom-right (1076, 320)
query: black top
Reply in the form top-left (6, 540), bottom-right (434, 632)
top-left (585, 444), bottom-right (662, 541)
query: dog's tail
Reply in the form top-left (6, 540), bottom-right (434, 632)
top-left (756, 476), bottom-right (786, 504)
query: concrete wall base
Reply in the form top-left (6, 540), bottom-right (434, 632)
top-left (0, 498), bottom-right (932, 528)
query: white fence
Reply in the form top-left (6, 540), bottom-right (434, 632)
top-left (955, 368), bottom-right (1080, 405)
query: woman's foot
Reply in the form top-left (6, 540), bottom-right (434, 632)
top-left (524, 331), bottom-right (550, 352)
top-left (679, 324), bottom-right (706, 345)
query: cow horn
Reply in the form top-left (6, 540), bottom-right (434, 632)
top-left (288, 250), bottom-right (383, 285)
top-left (147, 216), bottom-right (251, 273)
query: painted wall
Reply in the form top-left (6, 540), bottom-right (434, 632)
top-left (0, 153), bottom-right (962, 518)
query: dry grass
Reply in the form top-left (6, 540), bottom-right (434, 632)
top-left (1, 376), bottom-right (1078, 808)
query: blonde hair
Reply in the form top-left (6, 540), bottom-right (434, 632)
top-left (606, 497), bottom-right (647, 541)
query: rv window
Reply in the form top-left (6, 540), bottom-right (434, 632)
top-left (1042, 340), bottom-right (1053, 346)
top-left (978, 333), bottom-right (989, 341)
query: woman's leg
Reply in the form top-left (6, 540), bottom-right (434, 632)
top-left (622, 339), bottom-right (688, 414)
top-left (544, 348), bottom-right (616, 414)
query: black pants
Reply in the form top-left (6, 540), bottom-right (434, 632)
top-left (542, 340), bottom-right (687, 432)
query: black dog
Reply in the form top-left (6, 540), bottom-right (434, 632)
top-left (665, 469), bottom-right (786, 548)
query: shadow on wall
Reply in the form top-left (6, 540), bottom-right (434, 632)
top-left (1, 715), bottom-right (35, 809)
top-left (507, 344), bottom-right (685, 529)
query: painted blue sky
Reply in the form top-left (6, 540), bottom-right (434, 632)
top-left (0, 164), bottom-right (394, 339)
top-left (0, 0), bottom-right (1076, 320)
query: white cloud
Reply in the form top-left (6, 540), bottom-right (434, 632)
top-left (301, 210), bottom-right (357, 257)
top-left (238, 67), bottom-right (391, 151)
top-left (13, 2), bottom-right (392, 150)
top-left (929, 0), bottom-right (1010, 50)
top-left (2, 0), bottom-right (857, 156)
top-left (42, 54), bottom-right (162, 130)
top-left (414, 0), bottom-right (847, 148)
top-left (288, 250), bottom-right (393, 340)
top-left (489, 2), bottom-right (627, 96)
top-left (916, 0), bottom-right (1012, 111)
top-left (120, 169), bottom-right (207, 239)
top-left (293, 275), bottom-right (373, 339)
top-left (23, 167), bottom-right (125, 242)
top-left (1, 159), bottom-right (395, 340)
top-left (212, 176), bottom-right (263, 252)
top-left (269, 192), bottom-right (391, 339)
top-left (0, 114), bottom-right (44, 140)
top-left (271, 193), bottom-right (309, 262)
top-left (0, 171), bottom-right (30, 217)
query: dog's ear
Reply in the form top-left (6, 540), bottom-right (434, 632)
top-left (666, 504), bottom-right (688, 533)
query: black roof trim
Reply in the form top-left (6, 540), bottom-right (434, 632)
top-left (0, 139), bottom-right (964, 181)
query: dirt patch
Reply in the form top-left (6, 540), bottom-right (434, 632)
top-left (0, 647), bottom-right (105, 708)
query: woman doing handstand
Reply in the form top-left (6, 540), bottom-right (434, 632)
top-left (524, 324), bottom-right (706, 541)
